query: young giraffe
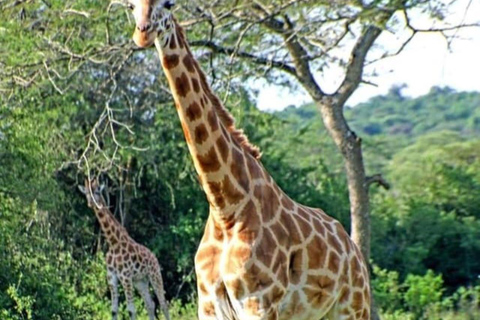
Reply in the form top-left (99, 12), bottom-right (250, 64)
top-left (122, 1), bottom-right (371, 319)
top-left (79, 179), bottom-right (170, 320)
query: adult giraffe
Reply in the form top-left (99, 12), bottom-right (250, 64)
top-left (120, 1), bottom-right (371, 319)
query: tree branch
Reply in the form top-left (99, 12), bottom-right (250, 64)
top-left (366, 174), bottom-right (391, 190)
top-left (260, 14), bottom-right (325, 100)
top-left (189, 39), bottom-right (297, 76)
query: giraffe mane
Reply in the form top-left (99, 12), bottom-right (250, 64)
top-left (174, 20), bottom-right (261, 160)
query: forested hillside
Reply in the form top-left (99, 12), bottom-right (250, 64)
top-left (279, 86), bottom-right (480, 138)
top-left (1, 1), bottom-right (479, 319)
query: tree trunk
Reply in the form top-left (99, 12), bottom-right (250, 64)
top-left (317, 97), bottom-right (379, 319)
top-left (316, 98), bottom-right (370, 261)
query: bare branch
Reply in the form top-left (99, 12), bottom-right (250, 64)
top-left (190, 39), bottom-right (297, 76)
top-left (366, 174), bottom-right (391, 190)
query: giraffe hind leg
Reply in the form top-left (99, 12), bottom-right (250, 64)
top-left (134, 279), bottom-right (156, 320)
top-left (149, 269), bottom-right (170, 320)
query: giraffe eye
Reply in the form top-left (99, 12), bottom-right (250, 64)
top-left (127, 3), bottom-right (134, 10)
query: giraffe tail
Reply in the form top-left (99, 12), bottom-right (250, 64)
top-left (149, 263), bottom-right (171, 320)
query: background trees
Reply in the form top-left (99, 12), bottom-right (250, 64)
top-left (1, 0), bottom-right (480, 319)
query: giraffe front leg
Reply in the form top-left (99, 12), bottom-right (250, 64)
top-left (120, 276), bottom-right (136, 320)
top-left (134, 280), bottom-right (156, 320)
top-left (107, 268), bottom-right (119, 320)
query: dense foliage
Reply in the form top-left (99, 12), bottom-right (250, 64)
top-left (1, 0), bottom-right (479, 319)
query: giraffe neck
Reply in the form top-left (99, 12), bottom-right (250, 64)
top-left (92, 202), bottom-right (129, 247)
top-left (154, 19), bottom-right (266, 225)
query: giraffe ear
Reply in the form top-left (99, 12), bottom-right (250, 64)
top-left (78, 185), bottom-right (87, 194)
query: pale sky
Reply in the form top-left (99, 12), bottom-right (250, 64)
top-left (256, 0), bottom-right (480, 111)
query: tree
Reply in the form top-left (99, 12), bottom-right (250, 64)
top-left (179, 0), bottom-right (477, 265)
top-left (175, 1), bottom-right (478, 316)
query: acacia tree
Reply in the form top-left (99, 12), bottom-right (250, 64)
top-left (177, 0), bottom-right (477, 265)
top-left (175, 1), bottom-right (477, 317)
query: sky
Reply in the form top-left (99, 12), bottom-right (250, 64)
top-left (255, 0), bottom-right (480, 111)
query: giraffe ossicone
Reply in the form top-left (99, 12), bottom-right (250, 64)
top-left (123, 2), bottom-right (371, 319)
top-left (79, 179), bottom-right (171, 320)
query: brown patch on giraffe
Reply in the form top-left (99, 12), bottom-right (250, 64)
top-left (182, 54), bottom-right (196, 73)
top-left (207, 110), bottom-right (219, 132)
top-left (306, 236), bottom-right (328, 269)
top-left (220, 124), bottom-right (229, 140)
top-left (339, 258), bottom-right (349, 284)
top-left (198, 282), bottom-right (208, 295)
top-left (323, 221), bottom-right (334, 234)
top-left (327, 250), bottom-right (341, 274)
top-left (280, 210), bottom-right (302, 244)
top-left (198, 146), bottom-right (221, 172)
top-left (363, 286), bottom-right (371, 305)
top-left (244, 297), bottom-right (261, 316)
top-left (194, 123), bottom-right (209, 144)
top-left (297, 207), bottom-right (311, 222)
top-left (207, 181), bottom-right (225, 209)
top-left (246, 263), bottom-right (272, 292)
top-left (305, 275), bottom-right (336, 308)
top-left (222, 175), bottom-right (243, 205)
top-left (231, 147), bottom-right (250, 193)
top-left (128, 243), bottom-right (135, 253)
top-left (175, 72), bottom-right (191, 97)
top-left (289, 249), bottom-right (304, 285)
top-left (228, 278), bottom-right (246, 299)
top-left (275, 253), bottom-right (288, 287)
top-left (361, 308), bottom-right (370, 319)
top-left (353, 274), bottom-right (365, 289)
top-left (107, 255), bottom-right (113, 265)
top-left (295, 214), bottom-right (313, 239)
top-left (256, 228), bottom-right (276, 268)
top-left (281, 195), bottom-right (294, 211)
top-left (304, 286), bottom-right (331, 309)
top-left (175, 27), bottom-right (185, 49)
top-left (191, 77), bottom-right (200, 93)
top-left (288, 291), bottom-right (305, 315)
top-left (339, 286), bottom-right (351, 304)
top-left (168, 33), bottom-right (177, 49)
top-left (226, 246), bottom-right (252, 274)
top-left (163, 54), bottom-right (179, 69)
top-left (196, 246), bottom-right (221, 277)
top-left (246, 153), bottom-right (263, 181)
top-left (352, 291), bottom-right (364, 311)
top-left (216, 135), bottom-right (229, 162)
top-left (186, 101), bottom-right (202, 122)
top-left (202, 301), bottom-right (215, 316)
top-left (254, 184), bottom-right (280, 223)
top-left (314, 274), bottom-right (336, 292)
top-left (212, 223), bottom-right (223, 242)
top-left (327, 232), bottom-right (343, 254)
top-left (264, 285), bottom-right (285, 307)
top-left (312, 217), bottom-right (326, 238)
top-left (269, 222), bottom-right (289, 247)
top-left (350, 256), bottom-right (361, 279)
top-left (236, 200), bottom-right (259, 243)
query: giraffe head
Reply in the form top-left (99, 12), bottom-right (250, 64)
top-left (78, 179), bottom-right (106, 209)
top-left (124, 0), bottom-right (176, 48)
